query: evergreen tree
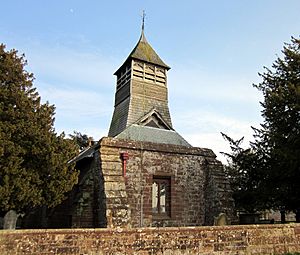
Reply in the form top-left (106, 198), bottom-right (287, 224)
top-left (0, 44), bottom-right (79, 228)
top-left (69, 131), bottom-right (93, 151)
top-left (253, 37), bottom-right (300, 218)
top-left (222, 37), bottom-right (300, 220)
top-left (221, 133), bottom-right (269, 213)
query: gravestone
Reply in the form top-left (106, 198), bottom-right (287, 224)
top-left (3, 210), bottom-right (18, 229)
top-left (214, 213), bottom-right (228, 226)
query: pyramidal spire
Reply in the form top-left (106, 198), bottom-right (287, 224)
top-left (140, 10), bottom-right (147, 43)
top-left (113, 10), bottom-right (170, 76)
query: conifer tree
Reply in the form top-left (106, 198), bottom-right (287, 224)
top-left (253, 37), bottom-right (300, 219)
top-left (0, 44), bottom-right (79, 228)
top-left (69, 131), bottom-right (93, 151)
top-left (223, 37), bottom-right (300, 220)
top-left (221, 134), bottom-right (267, 213)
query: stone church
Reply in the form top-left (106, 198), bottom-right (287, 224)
top-left (38, 27), bottom-right (235, 228)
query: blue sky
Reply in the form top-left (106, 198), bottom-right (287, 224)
top-left (1, 1), bottom-right (300, 162)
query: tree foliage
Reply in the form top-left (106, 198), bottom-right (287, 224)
top-left (0, 44), bottom-right (79, 215)
top-left (69, 131), bottom-right (93, 151)
top-left (222, 37), bottom-right (300, 215)
top-left (253, 37), bottom-right (300, 212)
top-left (221, 134), bottom-right (267, 213)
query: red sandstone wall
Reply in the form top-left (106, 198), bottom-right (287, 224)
top-left (99, 137), bottom-right (235, 228)
top-left (0, 224), bottom-right (299, 255)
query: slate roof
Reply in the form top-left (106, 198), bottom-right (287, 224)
top-left (114, 30), bottom-right (170, 75)
top-left (68, 142), bottom-right (99, 164)
top-left (116, 124), bottom-right (191, 147)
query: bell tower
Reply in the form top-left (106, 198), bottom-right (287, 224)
top-left (108, 23), bottom-right (172, 137)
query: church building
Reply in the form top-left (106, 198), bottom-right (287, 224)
top-left (44, 25), bottom-right (235, 228)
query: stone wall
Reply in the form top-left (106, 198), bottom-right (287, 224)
top-left (204, 157), bottom-right (235, 225)
top-left (47, 149), bottom-right (107, 228)
top-left (42, 136), bottom-right (234, 229)
top-left (100, 137), bottom-right (235, 228)
top-left (0, 224), bottom-right (299, 254)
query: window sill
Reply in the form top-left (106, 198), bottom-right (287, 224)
top-left (152, 214), bottom-right (171, 221)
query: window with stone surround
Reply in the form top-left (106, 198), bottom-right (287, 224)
top-left (152, 176), bottom-right (171, 218)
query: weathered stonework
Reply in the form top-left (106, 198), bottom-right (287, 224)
top-left (46, 137), bottom-right (233, 229)
top-left (38, 150), bottom-right (107, 229)
top-left (1, 224), bottom-right (299, 255)
top-left (102, 137), bottom-right (235, 228)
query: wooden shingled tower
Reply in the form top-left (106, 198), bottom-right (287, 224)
top-left (108, 22), bottom-right (173, 137)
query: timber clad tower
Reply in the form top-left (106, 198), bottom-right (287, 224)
top-left (108, 29), bottom-right (178, 140)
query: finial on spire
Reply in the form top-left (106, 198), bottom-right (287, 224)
top-left (139, 10), bottom-right (147, 43)
top-left (142, 10), bottom-right (146, 32)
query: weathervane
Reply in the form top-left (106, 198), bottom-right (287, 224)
top-left (142, 10), bottom-right (146, 31)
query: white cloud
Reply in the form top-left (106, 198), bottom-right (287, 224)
top-left (37, 83), bottom-right (113, 138)
top-left (173, 109), bottom-right (261, 163)
top-left (165, 63), bottom-right (264, 163)
top-left (23, 44), bottom-right (117, 139)
top-left (39, 83), bottom-right (112, 115)
top-left (63, 126), bottom-right (108, 141)
top-left (169, 65), bottom-right (263, 104)
top-left (26, 45), bottom-right (117, 89)
top-left (183, 122), bottom-right (257, 164)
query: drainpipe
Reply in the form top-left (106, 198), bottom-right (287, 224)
top-left (120, 152), bottom-right (129, 177)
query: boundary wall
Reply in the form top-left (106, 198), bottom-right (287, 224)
top-left (0, 224), bottom-right (300, 255)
